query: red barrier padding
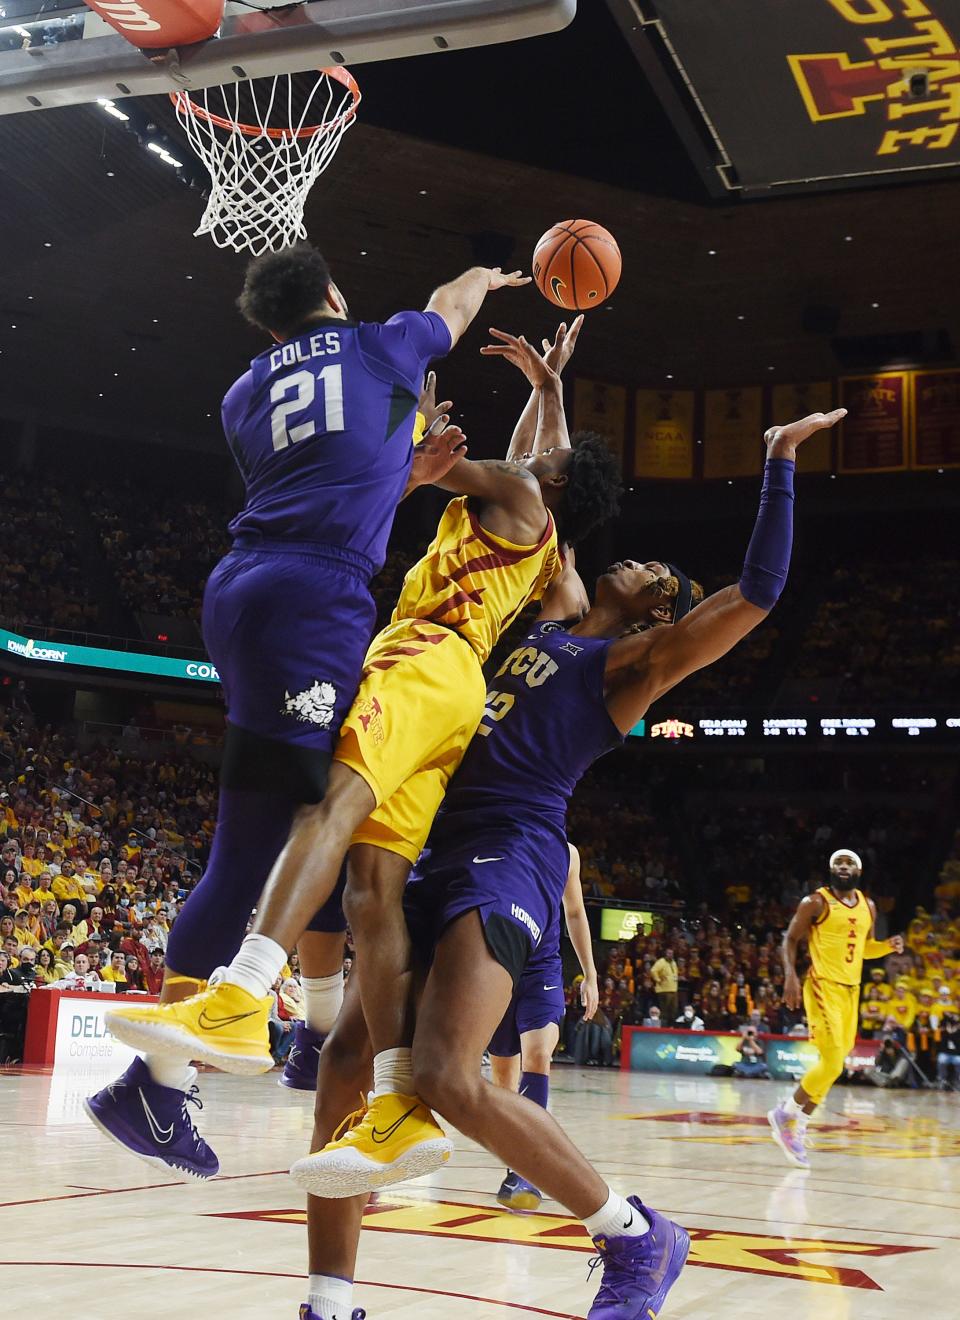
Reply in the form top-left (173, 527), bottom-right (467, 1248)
top-left (83, 0), bottom-right (225, 51)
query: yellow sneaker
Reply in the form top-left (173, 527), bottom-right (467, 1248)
top-left (106, 982), bottom-right (274, 1075)
top-left (289, 1091), bottom-right (453, 1197)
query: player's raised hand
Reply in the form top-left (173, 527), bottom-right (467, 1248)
top-left (485, 267), bottom-right (533, 291)
top-left (480, 328), bottom-right (559, 388)
top-left (765, 408), bottom-right (847, 461)
top-left (542, 314), bottom-right (584, 375)
top-left (418, 370), bottom-right (454, 435)
top-left (407, 418), bottom-right (468, 493)
top-left (580, 972), bottom-right (599, 1022)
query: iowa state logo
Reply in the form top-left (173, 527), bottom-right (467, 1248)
top-left (788, 0), bottom-right (960, 157)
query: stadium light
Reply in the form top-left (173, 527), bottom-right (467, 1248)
top-left (147, 141), bottom-right (184, 169)
top-left (97, 97), bottom-right (129, 122)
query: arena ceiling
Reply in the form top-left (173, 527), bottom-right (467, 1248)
top-left (1, 2), bottom-right (960, 457)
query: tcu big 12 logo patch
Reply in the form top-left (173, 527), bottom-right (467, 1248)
top-left (282, 680), bottom-right (337, 727)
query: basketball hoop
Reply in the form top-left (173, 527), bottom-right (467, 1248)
top-left (172, 66), bottom-right (361, 256)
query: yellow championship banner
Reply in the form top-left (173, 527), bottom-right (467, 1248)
top-left (218, 1196), bottom-right (928, 1290)
top-left (912, 368), bottom-right (960, 469)
top-left (572, 378), bottom-right (627, 466)
top-left (771, 382), bottom-right (835, 473)
top-left (634, 389), bottom-right (695, 479)
top-left (839, 371), bottom-right (909, 472)
top-left (703, 387), bottom-right (764, 479)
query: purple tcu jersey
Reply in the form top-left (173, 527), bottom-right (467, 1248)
top-left (404, 623), bottom-right (625, 981)
top-left (221, 310), bottom-right (451, 574)
top-left (438, 621), bottom-right (623, 839)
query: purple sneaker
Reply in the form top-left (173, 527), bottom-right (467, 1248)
top-left (587, 1198), bottom-right (689, 1319)
top-left (280, 1024), bottom-right (327, 1091)
top-left (84, 1056), bottom-right (219, 1182)
top-left (768, 1104), bottom-right (811, 1169)
top-left (497, 1170), bottom-right (543, 1212)
top-left (299, 1308), bottom-right (366, 1319)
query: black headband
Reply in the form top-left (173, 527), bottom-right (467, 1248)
top-left (665, 564), bottom-right (694, 622)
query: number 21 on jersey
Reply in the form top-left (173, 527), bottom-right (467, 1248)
top-left (270, 364), bottom-right (344, 451)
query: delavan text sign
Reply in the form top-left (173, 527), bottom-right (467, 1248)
top-left (649, 0), bottom-right (960, 192)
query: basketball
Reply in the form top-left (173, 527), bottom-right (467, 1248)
top-left (532, 219), bottom-right (622, 311)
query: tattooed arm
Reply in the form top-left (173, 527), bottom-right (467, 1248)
top-left (432, 457), bottom-right (549, 543)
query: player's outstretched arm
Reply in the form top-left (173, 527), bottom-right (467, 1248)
top-left (603, 409), bottom-right (846, 734)
top-left (562, 844), bottom-right (599, 1021)
top-left (426, 267), bottom-right (531, 350)
top-left (430, 456), bottom-right (548, 543)
top-left (782, 895), bottom-right (824, 1009)
top-left (481, 317), bottom-right (583, 460)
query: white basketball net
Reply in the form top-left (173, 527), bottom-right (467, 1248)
top-left (173, 68), bottom-right (360, 256)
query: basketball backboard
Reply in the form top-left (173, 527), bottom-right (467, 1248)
top-left (0, 0), bottom-right (576, 115)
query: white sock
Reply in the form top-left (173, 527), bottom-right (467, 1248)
top-left (146, 1055), bottom-right (194, 1092)
top-left (583, 1188), bottom-right (651, 1241)
top-left (225, 933), bottom-right (288, 999)
top-left (373, 1046), bottom-right (414, 1097)
top-left (785, 1096), bottom-right (810, 1126)
top-left (307, 1273), bottom-right (353, 1320)
top-left (301, 971), bottom-right (344, 1035)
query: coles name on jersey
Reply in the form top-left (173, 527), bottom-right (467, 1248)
top-left (221, 310), bottom-right (451, 574)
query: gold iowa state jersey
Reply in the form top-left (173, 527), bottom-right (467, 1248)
top-left (390, 496), bottom-right (561, 665)
top-left (808, 887), bottom-right (874, 986)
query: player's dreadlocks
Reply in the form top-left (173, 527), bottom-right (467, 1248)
top-left (555, 431), bottom-right (624, 546)
top-left (657, 572), bottom-right (705, 617)
top-left (624, 572), bottom-right (705, 634)
top-left (237, 243), bottom-right (335, 339)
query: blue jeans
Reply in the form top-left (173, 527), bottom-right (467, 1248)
top-left (733, 1059), bottom-right (769, 1078)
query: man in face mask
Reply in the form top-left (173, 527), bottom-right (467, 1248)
top-left (769, 849), bottom-right (904, 1169)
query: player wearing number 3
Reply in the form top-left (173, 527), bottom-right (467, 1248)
top-left (769, 850), bottom-right (905, 1169)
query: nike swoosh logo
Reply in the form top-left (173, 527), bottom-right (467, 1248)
top-left (622, 1210), bottom-right (634, 1230)
top-left (371, 1103), bottom-right (418, 1144)
top-left (139, 1088), bottom-right (175, 1145)
top-left (197, 1008), bottom-right (258, 1031)
top-left (473, 856), bottom-right (503, 864)
top-left (544, 985), bottom-right (560, 991)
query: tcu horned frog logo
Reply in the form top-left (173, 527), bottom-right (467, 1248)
top-left (282, 681), bottom-right (337, 727)
top-left (789, 0), bottom-right (960, 157)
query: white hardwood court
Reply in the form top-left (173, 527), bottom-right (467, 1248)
top-left (4, 1063), bottom-right (957, 1318)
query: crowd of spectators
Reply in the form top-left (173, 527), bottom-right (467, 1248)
top-left (0, 473), bottom-right (101, 631)
top-left (793, 555), bottom-right (960, 702)
top-left (563, 827), bottom-right (960, 1088)
top-left (0, 699), bottom-right (358, 1063)
top-left (0, 701), bottom-right (218, 1058)
top-left (568, 787), bottom-right (683, 906)
top-left (86, 483), bottom-right (231, 626)
top-left (3, 461), bottom-right (957, 713)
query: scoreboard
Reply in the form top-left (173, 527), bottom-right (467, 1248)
top-left (630, 712), bottom-right (960, 744)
